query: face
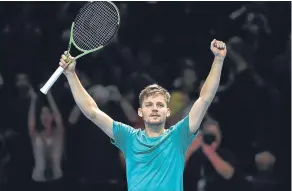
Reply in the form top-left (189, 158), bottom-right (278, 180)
top-left (255, 152), bottom-right (276, 172)
top-left (15, 73), bottom-right (29, 85)
top-left (40, 106), bottom-right (53, 128)
top-left (15, 73), bottom-right (30, 97)
top-left (138, 94), bottom-right (170, 126)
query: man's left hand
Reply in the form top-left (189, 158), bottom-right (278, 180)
top-left (210, 39), bottom-right (227, 58)
top-left (201, 143), bottom-right (216, 155)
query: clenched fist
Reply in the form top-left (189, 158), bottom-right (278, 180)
top-left (210, 39), bottom-right (227, 58)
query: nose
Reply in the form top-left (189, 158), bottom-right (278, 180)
top-left (152, 105), bottom-right (158, 111)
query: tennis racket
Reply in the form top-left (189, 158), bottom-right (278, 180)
top-left (40, 1), bottom-right (120, 94)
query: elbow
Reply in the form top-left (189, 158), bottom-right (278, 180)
top-left (86, 105), bottom-right (99, 120)
top-left (79, 101), bottom-right (98, 119)
top-left (221, 167), bottom-right (235, 180)
top-left (198, 96), bottom-right (213, 105)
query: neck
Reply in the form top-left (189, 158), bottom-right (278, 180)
top-left (144, 123), bottom-right (165, 138)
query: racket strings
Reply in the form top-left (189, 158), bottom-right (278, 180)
top-left (73, 1), bottom-right (119, 51)
top-left (75, 3), bottom-right (115, 48)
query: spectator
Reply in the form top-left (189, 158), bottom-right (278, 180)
top-left (184, 119), bottom-right (249, 191)
top-left (28, 87), bottom-right (65, 191)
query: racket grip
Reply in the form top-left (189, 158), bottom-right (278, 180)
top-left (40, 66), bottom-right (65, 94)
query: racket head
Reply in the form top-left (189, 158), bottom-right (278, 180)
top-left (68, 1), bottom-right (120, 58)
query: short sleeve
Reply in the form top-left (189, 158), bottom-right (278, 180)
top-left (111, 121), bottom-right (136, 154)
top-left (174, 115), bottom-right (199, 154)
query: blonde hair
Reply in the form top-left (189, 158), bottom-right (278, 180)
top-left (139, 84), bottom-right (171, 106)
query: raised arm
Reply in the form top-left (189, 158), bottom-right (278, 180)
top-left (28, 87), bottom-right (38, 137)
top-left (59, 52), bottom-right (114, 139)
top-left (189, 39), bottom-right (227, 133)
top-left (68, 104), bottom-right (82, 125)
top-left (107, 85), bottom-right (139, 124)
top-left (46, 90), bottom-right (64, 130)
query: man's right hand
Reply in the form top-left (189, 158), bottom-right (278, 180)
top-left (59, 51), bottom-right (76, 76)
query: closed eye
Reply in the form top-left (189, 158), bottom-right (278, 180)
top-left (145, 103), bottom-right (152, 107)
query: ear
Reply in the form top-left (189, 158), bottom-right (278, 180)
top-left (138, 108), bottom-right (143, 117)
top-left (166, 108), bottom-right (171, 117)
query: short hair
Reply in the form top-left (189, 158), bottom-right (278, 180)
top-left (202, 119), bottom-right (221, 136)
top-left (139, 84), bottom-right (171, 107)
top-left (203, 119), bottom-right (219, 128)
top-left (35, 97), bottom-right (56, 133)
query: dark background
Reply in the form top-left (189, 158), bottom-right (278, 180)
top-left (0, 1), bottom-right (290, 191)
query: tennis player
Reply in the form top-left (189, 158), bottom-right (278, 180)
top-left (59, 39), bottom-right (227, 191)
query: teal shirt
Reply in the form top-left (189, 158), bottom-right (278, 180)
top-left (112, 115), bottom-right (198, 191)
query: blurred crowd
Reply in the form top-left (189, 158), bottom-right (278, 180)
top-left (0, 1), bottom-right (290, 191)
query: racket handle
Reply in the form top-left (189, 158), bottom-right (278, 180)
top-left (40, 66), bottom-right (64, 94)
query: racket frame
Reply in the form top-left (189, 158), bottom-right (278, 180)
top-left (40, 1), bottom-right (120, 94)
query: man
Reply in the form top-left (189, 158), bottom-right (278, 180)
top-left (59, 39), bottom-right (227, 191)
top-left (184, 119), bottom-right (248, 191)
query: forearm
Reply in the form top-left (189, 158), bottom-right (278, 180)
top-left (28, 97), bottom-right (37, 130)
top-left (119, 98), bottom-right (139, 123)
top-left (66, 72), bottom-right (98, 119)
top-left (200, 57), bottom-right (224, 102)
top-left (205, 151), bottom-right (234, 179)
top-left (68, 105), bottom-right (82, 124)
top-left (47, 92), bottom-right (63, 124)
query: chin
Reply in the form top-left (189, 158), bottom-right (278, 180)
top-left (146, 119), bottom-right (164, 126)
top-left (148, 122), bottom-right (161, 125)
